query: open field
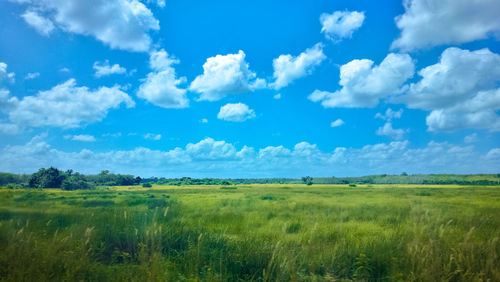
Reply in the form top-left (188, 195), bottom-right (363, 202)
top-left (1, 184), bottom-right (499, 281)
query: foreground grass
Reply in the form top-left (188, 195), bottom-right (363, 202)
top-left (0, 184), bottom-right (499, 281)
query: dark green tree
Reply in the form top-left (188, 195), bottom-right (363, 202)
top-left (28, 167), bottom-right (65, 188)
top-left (301, 176), bottom-right (313, 185)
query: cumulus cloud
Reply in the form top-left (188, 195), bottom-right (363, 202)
top-left (0, 62), bottom-right (15, 84)
top-left (376, 122), bottom-right (407, 140)
top-left (375, 108), bottom-right (403, 120)
top-left (189, 50), bottom-right (265, 101)
top-left (217, 103), bottom-right (256, 122)
top-left (25, 72), bottom-right (40, 80)
top-left (185, 138), bottom-right (237, 160)
top-left (21, 10), bottom-right (55, 36)
top-left (392, 0), bottom-right (500, 50)
top-left (399, 47), bottom-right (500, 131)
top-left (273, 93), bottom-right (281, 100)
top-left (320, 11), bottom-right (365, 41)
top-left (137, 49), bottom-right (188, 108)
top-left (309, 53), bottom-right (414, 108)
top-left (486, 148), bottom-right (500, 160)
top-left (464, 133), bottom-right (478, 144)
top-left (271, 43), bottom-right (326, 90)
top-left (330, 119), bottom-right (344, 127)
top-left (15, 0), bottom-right (159, 52)
top-left (144, 133), bottom-right (162, 140)
top-left (3, 79), bottom-right (134, 129)
top-left (64, 134), bottom-right (96, 142)
top-left (0, 122), bottom-right (20, 135)
top-left (375, 108), bottom-right (407, 140)
top-left (0, 135), bottom-right (497, 177)
top-left (93, 60), bottom-right (127, 78)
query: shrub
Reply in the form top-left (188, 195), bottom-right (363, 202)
top-left (142, 183), bottom-right (152, 188)
top-left (349, 183), bottom-right (357, 187)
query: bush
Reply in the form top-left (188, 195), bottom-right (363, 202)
top-left (61, 173), bottom-right (95, 190)
top-left (6, 183), bottom-right (23, 189)
top-left (349, 183), bottom-right (357, 187)
top-left (142, 183), bottom-right (152, 188)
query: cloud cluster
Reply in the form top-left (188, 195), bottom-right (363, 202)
top-left (144, 133), bottom-right (162, 140)
top-left (189, 51), bottom-right (265, 101)
top-left (399, 47), bottom-right (500, 132)
top-left (2, 79), bottom-right (134, 129)
top-left (330, 119), bottom-right (344, 127)
top-left (21, 10), bottom-right (55, 36)
top-left (137, 49), bottom-right (189, 108)
top-left (17, 0), bottom-right (160, 52)
top-left (375, 108), bottom-right (407, 140)
top-left (0, 62), bottom-right (15, 84)
top-left (217, 103), bottom-right (256, 122)
top-left (309, 53), bottom-right (414, 108)
top-left (392, 0), bottom-right (500, 50)
top-left (271, 43), bottom-right (326, 89)
top-left (1, 135), bottom-right (497, 177)
top-left (25, 72), bottom-right (40, 80)
top-left (64, 134), bottom-right (96, 142)
top-left (93, 60), bottom-right (127, 78)
top-left (320, 11), bottom-right (365, 41)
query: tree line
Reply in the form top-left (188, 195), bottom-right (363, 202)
top-left (1, 169), bottom-right (500, 189)
top-left (1, 168), bottom-right (140, 190)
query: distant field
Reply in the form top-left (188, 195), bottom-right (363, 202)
top-left (1, 184), bottom-right (499, 281)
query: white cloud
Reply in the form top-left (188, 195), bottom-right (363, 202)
top-left (486, 148), bottom-right (500, 160)
top-left (21, 10), bottom-right (55, 36)
top-left (93, 60), bottom-right (127, 78)
top-left (1, 135), bottom-right (497, 177)
top-left (399, 47), bottom-right (500, 132)
top-left (200, 118), bottom-right (208, 123)
top-left (186, 138), bottom-right (237, 160)
top-left (217, 103), bottom-right (256, 122)
top-left (144, 133), bottom-right (162, 140)
top-left (137, 49), bottom-right (188, 108)
top-left (16, 0), bottom-right (159, 52)
top-left (330, 119), bottom-right (344, 127)
top-left (375, 108), bottom-right (407, 140)
top-left (375, 108), bottom-right (403, 120)
top-left (464, 133), bottom-right (478, 144)
top-left (376, 122), bottom-right (407, 140)
top-left (0, 122), bottom-right (20, 135)
top-left (64, 134), bottom-right (96, 142)
top-left (146, 0), bottom-right (165, 8)
top-left (309, 53), bottom-right (414, 108)
top-left (25, 72), bottom-right (40, 80)
top-left (5, 79), bottom-right (134, 129)
top-left (189, 50), bottom-right (265, 101)
top-left (320, 11), bottom-right (365, 41)
top-left (392, 0), bottom-right (500, 51)
top-left (273, 93), bottom-right (281, 100)
top-left (0, 62), bottom-right (15, 84)
top-left (59, 67), bottom-right (70, 73)
top-left (271, 43), bottom-right (325, 90)
top-left (103, 132), bottom-right (122, 138)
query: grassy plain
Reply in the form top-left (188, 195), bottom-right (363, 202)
top-left (0, 184), bottom-right (499, 281)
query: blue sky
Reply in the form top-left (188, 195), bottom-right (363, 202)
top-left (0, 0), bottom-right (499, 177)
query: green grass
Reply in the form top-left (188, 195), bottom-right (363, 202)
top-left (0, 184), bottom-right (499, 281)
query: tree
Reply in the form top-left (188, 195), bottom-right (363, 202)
top-left (301, 176), bottom-right (313, 186)
top-left (61, 173), bottom-right (94, 190)
top-left (28, 167), bottom-right (65, 188)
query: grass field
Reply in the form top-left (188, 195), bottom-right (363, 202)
top-left (0, 184), bottom-right (499, 281)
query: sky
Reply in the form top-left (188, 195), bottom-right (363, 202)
top-left (0, 0), bottom-right (499, 178)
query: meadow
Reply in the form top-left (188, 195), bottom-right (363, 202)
top-left (0, 184), bottom-right (499, 281)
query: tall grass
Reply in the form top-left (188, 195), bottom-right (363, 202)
top-left (0, 184), bottom-right (499, 281)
